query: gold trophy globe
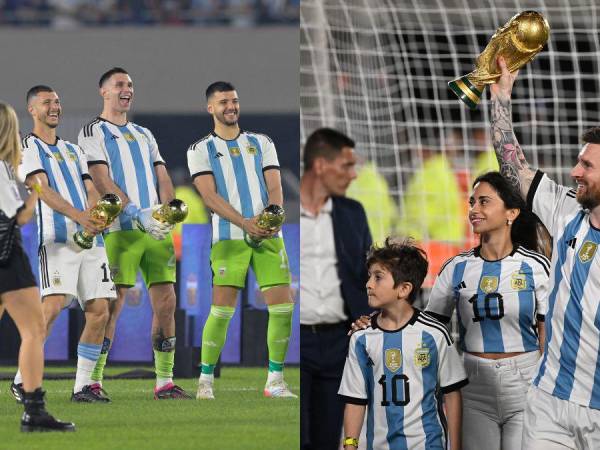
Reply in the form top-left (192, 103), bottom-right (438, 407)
top-left (73, 193), bottom-right (122, 249)
top-left (244, 204), bottom-right (286, 248)
top-left (152, 199), bottom-right (189, 225)
top-left (448, 11), bottom-right (550, 109)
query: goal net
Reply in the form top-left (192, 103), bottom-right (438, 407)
top-left (300, 0), bottom-right (600, 285)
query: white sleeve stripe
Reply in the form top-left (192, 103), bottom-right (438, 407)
top-left (438, 249), bottom-right (473, 275)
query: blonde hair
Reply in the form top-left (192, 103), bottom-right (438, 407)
top-left (0, 102), bottom-right (21, 169)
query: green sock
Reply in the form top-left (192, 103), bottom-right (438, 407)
top-left (201, 305), bottom-right (235, 370)
top-left (91, 338), bottom-right (110, 383)
top-left (267, 303), bottom-right (294, 372)
top-left (154, 349), bottom-right (175, 379)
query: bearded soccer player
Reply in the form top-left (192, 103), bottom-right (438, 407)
top-left (78, 67), bottom-right (191, 399)
top-left (13, 85), bottom-right (116, 403)
top-left (187, 81), bottom-right (295, 399)
top-left (491, 56), bottom-right (600, 448)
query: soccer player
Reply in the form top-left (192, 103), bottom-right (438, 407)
top-left (426, 172), bottom-right (549, 450)
top-left (339, 238), bottom-right (467, 450)
top-left (0, 101), bottom-right (74, 432)
top-left (491, 56), bottom-right (600, 449)
top-left (12, 85), bottom-right (117, 403)
top-left (187, 81), bottom-right (295, 399)
top-left (79, 67), bottom-right (191, 399)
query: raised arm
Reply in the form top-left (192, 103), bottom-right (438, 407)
top-left (490, 57), bottom-right (537, 198)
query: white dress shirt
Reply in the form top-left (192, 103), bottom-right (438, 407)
top-left (300, 198), bottom-right (349, 325)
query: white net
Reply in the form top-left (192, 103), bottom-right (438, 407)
top-left (300, 0), bottom-right (600, 284)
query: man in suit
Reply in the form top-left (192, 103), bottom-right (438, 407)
top-left (300, 128), bottom-right (373, 450)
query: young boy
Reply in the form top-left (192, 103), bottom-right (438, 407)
top-left (338, 238), bottom-right (468, 450)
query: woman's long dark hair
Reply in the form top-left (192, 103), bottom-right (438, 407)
top-left (472, 171), bottom-right (542, 253)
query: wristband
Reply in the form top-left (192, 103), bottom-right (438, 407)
top-left (343, 437), bottom-right (359, 448)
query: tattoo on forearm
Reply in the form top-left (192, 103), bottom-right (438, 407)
top-left (490, 97), bottom-right (530, 192)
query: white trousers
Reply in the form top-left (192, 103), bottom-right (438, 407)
top-left (462, 351), bottom-right (540, 450)
top-left (522, 385), bottom-right (600, 450)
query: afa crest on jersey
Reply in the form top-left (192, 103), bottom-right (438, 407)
top-left (578, 241), bottom-right (598, 264)
top-left (480, 276), bottom-right (498, 293)
top-left (511, 271), bottom-right (527, 290)
top-left (385, 348), bottom-right (402, 372)
top-left (246, 145), bottom-right (257, 155)
top-left (414, 342), bottom-right (430, 368)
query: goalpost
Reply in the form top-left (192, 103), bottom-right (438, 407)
top-left (301, 0), bottom-right (600, 284)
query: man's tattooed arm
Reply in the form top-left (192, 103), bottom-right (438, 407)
top-left (490, 95), bottom-right (536, 199)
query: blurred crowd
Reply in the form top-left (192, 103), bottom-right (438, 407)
top-left (0, 0), bottom-right (298, 27)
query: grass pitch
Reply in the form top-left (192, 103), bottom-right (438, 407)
top-left (0, 366), bottom-right (299, 450)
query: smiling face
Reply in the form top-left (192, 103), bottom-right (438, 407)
top-left (469, 181), bottom-right (519, 235)
top-left (28, 90), bottom-right (61, 129)
top-left (207, 90), bottom-right (239, 127)
top-left (571, 143), bottom-right (600, 211)
top-left (101, 72), bottom-right (134, 114)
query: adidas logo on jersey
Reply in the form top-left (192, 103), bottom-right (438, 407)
top-left (110, 134), bottom-right (119, 140)
top-left (567, 237), bottom-right (577, 249)
top-left (215, 152), bottom-right (224, 158)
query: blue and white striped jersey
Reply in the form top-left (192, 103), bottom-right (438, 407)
top-left (426, 246), bottom-right (549, 354)
top-left (338, 310), bottom-right (468, 450)
top-left (187, 131), bottom-right (280, 243)
top-left (19, 134), bottom-right (102, 247)
top-left (529, 171), bottom-right (600, 409)
top-left (78, 117), bottom-right (164, 232)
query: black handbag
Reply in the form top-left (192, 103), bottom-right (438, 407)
top-left (0, 209), bottom-right (17, 264)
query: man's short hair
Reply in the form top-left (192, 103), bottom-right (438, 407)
top-left (99, 67), bottom-right (129, 87)
top-left (26, 85), bottom-right (55, 105)
top-left (366, 238), bottom-right (428, 303)
top-left (303, 128), bottom-right (355, 171)
top-left (206, 81), bottom-right (236, 100)
top-left (582, 127), bottom-right (600, 145)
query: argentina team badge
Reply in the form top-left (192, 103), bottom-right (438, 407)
top-left (578, 241), bottom-right (598, 264)
top-left (246, 145), bottom-right (257, 155)
top-left (511, 271), bottom-right (527, 290)
top-left (413, 342), bottom-right (430, 368)
top-left (385, 349), bottom-right (402, 372)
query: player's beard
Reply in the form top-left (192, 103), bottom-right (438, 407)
top-left (216, 110), bottom-right (238, 127)
top-left (577, 183), bottom-right (600, 210)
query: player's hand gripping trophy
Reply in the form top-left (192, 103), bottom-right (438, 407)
top-left (448, 10), bottom-right (550, 109)
top-left (73, 193), bottom-right (122, 249)
top-left (244, 204), bottom-right (286, 248)
top-left (152, 198), bottom-right (189, 226)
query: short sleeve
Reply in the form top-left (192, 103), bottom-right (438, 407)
top-left (19, 139), bottom-right (45, 181)
top-left (78, 126), bottom-right (107, 165)
top-left (139, 126), bottom-right (165, 165)
top-left (533, 257), bottom-right (550, 319)
top-left (75, 145), bottom-right (89, 177)
top-left (261, 136), bottom-right (280, 170)
top-left (425, 258), bottom-right (456, 319)
top-left (187, 142), bottom-right (212, 178)
top-left (338, 334), bottom-right (368, 404)
top-left (0, 162), bottom-right (23, 218)
top-left (438, 338), bottom-right (468, 393)
top-left (528, 171), bottom-right (580, 237)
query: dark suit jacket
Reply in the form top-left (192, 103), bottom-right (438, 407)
top-left (331, 196), bottom-right (373, 321)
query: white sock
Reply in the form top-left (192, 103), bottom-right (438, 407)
top-left (156, 377), bottom-right (172, 389)
top-left (74, 357), bottom-right (97, 393)
top-left (267, 370), bottom-right (283, 384)
top-left (199, 373), bottom-right (214, 384)
top-left (14, 369), bottom-right (22, 385)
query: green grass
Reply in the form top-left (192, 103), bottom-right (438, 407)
top-left (0, 367), bottom-right (299, 450)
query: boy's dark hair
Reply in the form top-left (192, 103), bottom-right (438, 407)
top-left (582, 127), bottom-right (600, 145)
top-left (472, 171), bottom-right (541, 253)
top-left (26, 85), bottom-right (54, 105)
top-left (205, 81), bottom-right (236, 100)
top-left (303, 128), bottom-right (355, 171)
top-left (99, 67), bottom-right (129, 87)
top-left (366, 237), bottom-right (428, 303)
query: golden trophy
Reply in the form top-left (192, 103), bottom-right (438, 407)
top-left (152, 199), bottom-right (189, 225)
top-left (73, 193), bottom-right (122, 249)
top-left (448, 11), bottom-right (550, 109)
top-left (244, 204), bottom-right (285, 248)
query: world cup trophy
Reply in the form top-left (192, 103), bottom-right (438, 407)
top-left (152, 198), bottom-right (189, 225)
top-left (244, 204), bottom-right (286, 248)
top-left (448, 11), bottom-right (550, 109)
top-left (73, 193), bottom-right (122, 249)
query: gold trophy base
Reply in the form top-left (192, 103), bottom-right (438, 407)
top-left (73, 231), bottom-right (94, 249)
top-left (448, 76), bottom-right (484, 109)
